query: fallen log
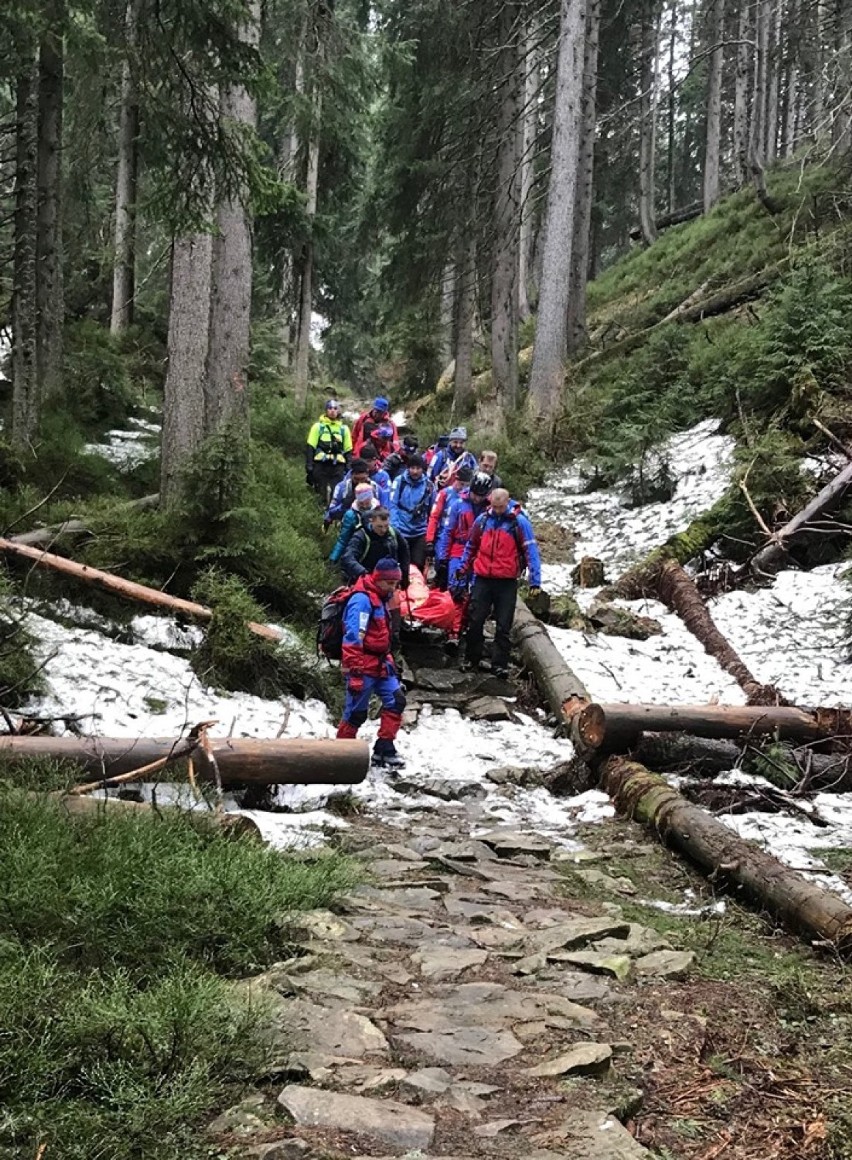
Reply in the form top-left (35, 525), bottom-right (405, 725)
top-left (52, 792), bottom-right (263, 838)
top-left (0, 735), bottom-right (370, 786)
top-left (8, 494), bottom-right (160, 548)
top-left (600, 755), bottom-right (852, 953)
top-left (634, 732), bottom-right (852, 792)
top-left (628, 200), bottom-right (702, 241)
top-left (0, 538), bottom-right (282, 642)
top-left (745, 460), bottom-right (852, 580)
top-left (657, 559), bottom-right (786, 705)
top-left (576, 702), bottom-right (852, 755)
top-left (512, 597), bottom-right (590, 721)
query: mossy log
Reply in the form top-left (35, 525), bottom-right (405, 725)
top-left (0, 735), bottom-right (370, 786)
top-left (512, 597), bottom-right (590, 721)
top-left (603, 492), bottom-right (733, 600)
top-left (52, 792), bottom-right (263, 838)
top-left (577, 702), bottom-right (852, 754)
top-left (600, 755), bottom-right (852, 953)
top-left (657, 559), bottom-right (787, 705)
top-left (10, 494), bottom-right (160, 548)
top-left (634, 732), bottom-right (852, 792)
top-left (0, 537), bottom-right (282, 642)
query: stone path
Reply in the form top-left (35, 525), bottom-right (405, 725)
top-left (214, 793), bottom-right (696, 1159)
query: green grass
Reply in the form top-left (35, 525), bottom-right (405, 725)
top-left (0, 786), bottom-right (357, 1159)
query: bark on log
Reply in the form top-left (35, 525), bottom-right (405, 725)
top-left (52, 792), bottom-right (263, 838)
top-left (577, 702), bottom-right (852, 755)
top-left (513, 597), bottom-right (590, 721)
top-left (0, 735), bottom-right (370, 786)
top-left (634, 731), bottom-right (852, 792)
top-left (657, 559), bottom-right (786, 705)
top-left (0, 538), bottom-right (282, 642)
top-left (628, 200), bottom-right (702, 240)
top-left (600, 755), bottom-right (852, 952)
top-left (745, 460), bottom-right (852, 580)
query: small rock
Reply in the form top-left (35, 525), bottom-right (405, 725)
top-left (526, 1042), bottom-right (613, 1078)
top-left (332, 1065), bottom-right (408, 1092)
top-left (400, 1067), bottom-right (453, 1098)
top-left (276, 909), bottom-right (360, 943)
top-left (208, 1094), bottom-right (271, 1137)
top-left (478, 830), bottom-right (552, 860)
top-left (395, 777), bottom-right (486, 802)
top-left (475, 1119), bottom-right (521, 1137)
top-left (525, 918), bottom-right (630, 955)
top-left (465, 696), bottom-right (512, 722)
top-left (635, 950), bottom-right (696, 979)
top-left (554, 951), bottom-right (633, 980)
top-left (547, 1108), bottom-right (652, 1157)
top-left (242, 1141), bottom-right (312, 1160)
top-left (575, 868), bottom-right (637, 895)
top-left (278, 1086), bottom-right (434, 1152)
top-left (413, 667), bottom-right (471, 692)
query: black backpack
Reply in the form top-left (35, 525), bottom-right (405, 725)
top-left (317, 585), bottom-right (355, 661)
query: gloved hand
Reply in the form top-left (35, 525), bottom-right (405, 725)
top-left (424, 541), bottom-right (434, 558)
top-left (528, 586), bottom-right (543, 598)
top-left (305, 469), bottom-right (314, 487)
top-left (346, 673), bottom-right (364, 695)
top-left (322, 518), bottom-right (332, 533)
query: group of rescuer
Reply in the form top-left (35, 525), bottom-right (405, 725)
top-left (306, 396), bottom-right (543, 770)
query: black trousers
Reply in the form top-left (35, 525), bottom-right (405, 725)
top-left (312, 460), bottom-right (345, 504)
top-left (465, 576), bottom-right (517, 671)
top-left (406, 534), bottom-right (427, 571)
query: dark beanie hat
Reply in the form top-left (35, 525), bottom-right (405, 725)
top-left (408, 453), bottom-right (425, 469)
top-left (349, 457), bottom-right (368, 473)
top-left (360, 446), bottom-right (378, 461)
top-left (373, 557), bottom-right (402, 581)
top-left (456, 465), bottom-right (474, 483)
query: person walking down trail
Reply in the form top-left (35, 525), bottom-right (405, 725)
top-left (425, 465), bottom-right (473, 590)
top-left (424, 434), bottom-right (449, 470)
top-left (429, 426), bottom-right (477, 485)
top-left (305, 399), bottom-right (353, 501)
top-left (329, 483), bottom-right (378, 571)
top-left (361, 445), bottom-right (391, 506)
top-left (343, 507), bottom-right (410, 661)
top-left (389, 454), bottom-right (435, 571)
top-left (478, 450), bottom-right (502, 490)
top-left (439, 470), bottom-right (493, 650)
top-left (324, 458), bottom-right (377, 529)
top-left (384, 435), bottom-right (419, 482)
top-left (353, 396), bottom-right (399, 452)
top-left (456, 487), bottom-right (542, 679)
top-left (336, 559), bottom-right (407, 771)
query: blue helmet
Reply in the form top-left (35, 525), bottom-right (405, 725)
top-left (325, 398), bottom-right (341, 412)
top-left (373, 396), bottom-right (390, 412)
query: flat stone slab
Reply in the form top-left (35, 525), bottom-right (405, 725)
top-left (635, 949), bottom-right (696, 979)
top-left (525, 918), bottom-right (631, 955)
top-left (397, 1026), bottom-right (524, 1066)
top-left (350, 914), bottom-right (435, 944)
top-left (477, 829), bottom-right (552, 860)
top-left (526, 1043), bottom-right (613, 1078)
top-left (278, 1086), bottom-right (434, 1153)
top-left (394, 777), bottom-right (487, 802)
top-left (413, 668), bottom-right (472, 692)
top-left (575, 868), bottom-right (637, 895)
top-left (411, 947), bottom-right (489, 979)
top-left (283, 969), bottom-right (384, 1006)
top-left (464, 696), bottom-right (512, 722)
top-left (541, 1109), bottom-right (651, 1158)
top-left (554, 951), bottom-right (633, 980)
top-left (265, 997), bottom-right (388, 1060)
top-left (381, 982), bottom-right (598, 1033)
top-left (350, 885), bottom-right (442, 912)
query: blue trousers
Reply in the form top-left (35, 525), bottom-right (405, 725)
top-left (338, 673), bottom-right (404, 740)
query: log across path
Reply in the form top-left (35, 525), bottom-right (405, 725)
top-left (0, 537), bottom-right (283, 642)
top-left (601, 756), bottom-right (852, 953)
top-left (0, 734), bottom-right (370, 786)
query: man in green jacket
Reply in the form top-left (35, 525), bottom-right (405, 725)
top-left (306, 400), bottom-right (353, 501)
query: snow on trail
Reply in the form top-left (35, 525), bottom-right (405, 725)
top-left (17, 418), bottom-right (852, 901)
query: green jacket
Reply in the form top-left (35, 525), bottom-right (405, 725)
top-left (306, 417), bottom-right (353, 467)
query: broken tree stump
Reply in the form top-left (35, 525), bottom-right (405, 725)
top-left (0, 735), bottom-right (370, 786)
top-left (600, 755), bottom-right (852, 953)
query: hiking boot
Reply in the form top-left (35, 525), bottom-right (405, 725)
top-left (443, 635), bottom-right (460, 655)
top-left (372, 739), bottom-right (406, 771)
top-left (459, 659), bottom-right (481, 673)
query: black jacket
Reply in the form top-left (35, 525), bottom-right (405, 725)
top-left (342, 526), bottom-right (411, 588)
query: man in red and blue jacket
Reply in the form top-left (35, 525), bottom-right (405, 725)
top-left (456, 488), bottom-right (542, 679)
top-left (335, 558), bottom-right (407, 770)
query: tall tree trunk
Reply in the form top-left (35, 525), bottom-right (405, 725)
top-left (111, 0), bottom-right (141, 334)
top-left (490, 1), bottom-right (522, 418)
top-left (204, 0), bottom-right (260, 437)
top-left (293, 78), bottom-right (321, 407)
top-left (278, 10), bottom-right (307, 368)
top-left (733, 0), bottom-right (751, 184)
top-left (666, 0), bottom-right (677, 212)
top-left (782, 0), bottom-right (800, 155)
top-left (813, 0), bottom-right (828, 129)
top-left (36, 15), bottom-right (64, 404)
top-left (12, 59), bottom-right (39, 446)
top-left (702, 0), bottom-right (724, 211)
top-left (834, 0), bottom-right (852, 151)
top-left (638, 0), bottom-right (658, 245)
top-left (453, 236), bottom-right (475, 415)
top-left (678, 0), bottom-right (698, 202)
top-left (439, 263), bottom-right (455, 366)
top-left (160, 235), bottom-right (212, 503)
top-left (527, 0), bottom-right (586, 417)
top-left (566, 0), bottom-right (601, 354)
top-left (748, 0), bottom-right (777, 209)
top-left (765, 0), bottom-right (781, 161)
top-left (518, 15), bottom-right (539, 323)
